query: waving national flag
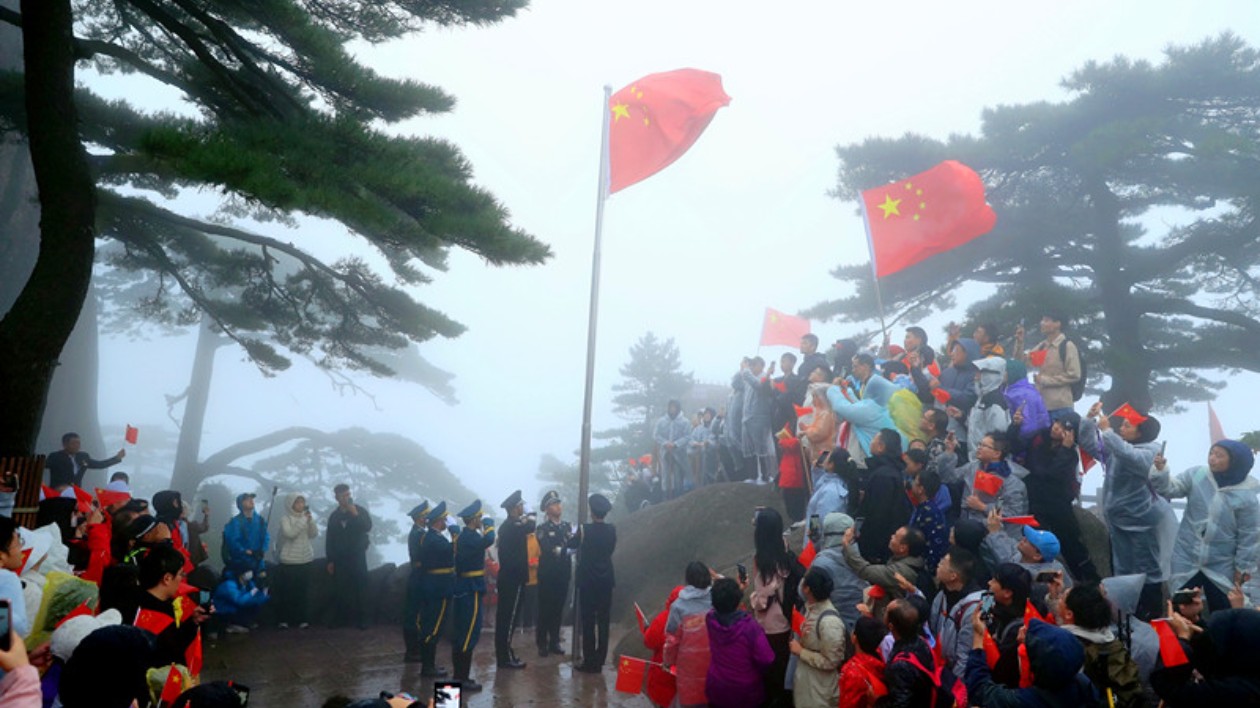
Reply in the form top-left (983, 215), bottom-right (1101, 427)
top-left (760, 308), bottom-right (810, 347)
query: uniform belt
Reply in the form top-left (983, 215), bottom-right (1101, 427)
top-left (425, 568), bottom-right (454, 575)
top-left (459, 570), bottom-right (485, 578)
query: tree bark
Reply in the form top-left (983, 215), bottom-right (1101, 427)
top-left (0, 0), bottom-right (98, 457)
top-left (170, 316), bottom-right (226, 494)
top-left (37, 279), bottom-right (106, 455)
top-left (1087, 176), bottom-right (1153, 412)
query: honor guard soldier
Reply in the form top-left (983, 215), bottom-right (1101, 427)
top-left (494, 489), bottom-right (536, 669)
top-left (535, 490), bottom-right (573, 656)
top-left (417, 501), bottom-right (454, 677)
top-left (451, 500), bottom-right (495, 692)
top-left (403, 500), bottom-right (430, 663)
top-left (571, 493), bottom-right (616, 673)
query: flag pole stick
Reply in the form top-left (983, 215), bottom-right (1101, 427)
top-left (858, 201), bottom-right (890, 342)
top-left (573, 84), bottom-right (612, 664)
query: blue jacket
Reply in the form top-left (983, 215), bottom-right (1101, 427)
top-left (223, 513), bottom-right (269, 573)
top-left (213, 576), bottom-right (270, 617)
top-left (965, 619), bottom-right (1101, 707)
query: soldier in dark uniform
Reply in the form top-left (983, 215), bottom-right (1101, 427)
top-left (494, 489), bottom-right (535, 669)
top-left (571, 493), bottom-right (616, 674)
top-left (451, 499), bottom-right (495, 693)
top-left (417, 501), bottom-right (454, 678)
top-left (402, 500), bottom-right (430, 663)
top-left (534, 490), bottom-right (572, 657)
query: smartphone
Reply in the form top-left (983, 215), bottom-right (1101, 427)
top-left (853, 517), bottom-right (865, 536)
top-left (1035, 570), bottom-right (1060, 584)
top-left (0, 599), bottom-right (10, 651)
top-left (808, 514), bottom-right (820, 539)
top-left (1171, 588), bottom-right (1197, 606)
top-left (200, 499), bottom-right (210, 512)
top-left (736, 563), bottom-right (748, 584)
top-left (979, 591), bottom-right (995, 623)
top-left (199, 590), bottom-right (212, 607)
top-left (1159, 441), bottom-right (1168, 456)
top-left (434, 681), bottom-right (461, 708)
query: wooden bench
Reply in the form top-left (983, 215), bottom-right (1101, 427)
top-left (1, 455), bottom-right (46, 528)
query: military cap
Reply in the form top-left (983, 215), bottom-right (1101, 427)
top-left (407, 500), bottom-right (431, 519)
top-left (425, 501), bottom-right (447, 524)
top-left (457, 499), bottom-right (483, 520)
top-left (540, 490), bottom-right (561, 510)
top-left (589, 493), bottom-right (612, 517)
top-left (500, 489), bottom-right (524, 510)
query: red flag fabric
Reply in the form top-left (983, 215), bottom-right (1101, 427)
top-left (135, 608), bottom-right (174, 635)
top-left (1110, 403), bottom-right (1149, 427)
top-left (926, 361), bottom-right (942, 378)
top-left (55, 599), bottom-right (96, 629)
top-left (861, 161), bottom-right (997, 278)
top-left (1079, 447), bottom-right (1097, 474)
top-left (1152, 619), bottom-right (1189, 667)
top-left (638, 454), bottom-right (652, 467)
top-left (72, 486), bottom-right (93, 514)
top-left (1028, 349), bottom-right (1048, 368)
top-left (159, 664), bottom-right (183, 705)
top-left (973, 470), bottom-right (1005, 497)
top-left (646, 664), bottom-right (677, 706)
top-left (185, 630), bottom-right (203, 676)
top-left (760, 308), bottom-right (811, 347)
top-left (1017, 642), bottom-right (1034, 688)
top-left (17, 548), bottom-right (33, 574)
top-left (96, 487), bottom-right (132, 508)
top-left (1024, 600), bottom-right (1045, 626)
top-left (615, 655), bottom-right (647, 693)
top-left (791, 606), bottom-right (805, 637)
top-left (772, 381), bottom-right (787, 393)
top-left (125, 425), bottom-right (139, 445)
top-left (1208, 403), bottom-right (1227, 445)
top-left (931, 388), bottom-right (951, 404)
top-left (798, 541), bottom-right (816, 569)
top-left (40, 484), bottom-right (58, 500)
top-left (983, 628), bottom-right (1001, 668)
top-left (607, 69), bottom-right (730, 194)
top-left (1001, 515), bottom-right (1038, 527)
top-left (793, 405), bottom-right (814, 418)
top-left (634, 603), bottom-right (649, 636)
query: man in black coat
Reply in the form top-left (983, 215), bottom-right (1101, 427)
top-left (571, 493), bottom-right (616, 673)
top-left (326, 483), bottom-right (372, 630)
top-left (494, 489), bottom-right (535, 669)
top-left (534, 490), bottom-right (573, 657)
top-left (46, 432), bottom-right (126, 490)
top-left (402, 500), bottom-right (430, 663)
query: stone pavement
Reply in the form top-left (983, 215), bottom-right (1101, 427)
top-left (201, 625), bottom-right (649, 707)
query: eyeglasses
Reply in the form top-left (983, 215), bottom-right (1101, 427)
top-left (975, 442), bottom-right (997, 451)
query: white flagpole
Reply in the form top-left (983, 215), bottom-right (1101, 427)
top-left (858, 200), bottom-right (890, 343)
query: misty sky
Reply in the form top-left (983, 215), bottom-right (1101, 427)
top-left (89, 0), bottom-right (1260, 517)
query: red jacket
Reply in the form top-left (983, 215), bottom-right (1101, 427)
top-left (777, 436), bottom-right (806, 489)
top-left (839, 651), bottom-right (887, 708)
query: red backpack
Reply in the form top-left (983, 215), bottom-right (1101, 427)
top-left (889, 649), bottom-right (967, 708)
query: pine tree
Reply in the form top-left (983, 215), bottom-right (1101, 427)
top-left (593, 332), bottom-right (695, 462)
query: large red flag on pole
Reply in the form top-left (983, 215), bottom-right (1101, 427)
top-left (760, 308), bottom-right (810, 347)
top-left (607, 69), bottom-right (730, 193)
top-left (860, 160), bottom-right (996, 278)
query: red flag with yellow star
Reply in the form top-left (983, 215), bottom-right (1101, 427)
top-left (608, 69), bottom-right (730, 193)
top-left (760, 307), bottom-right (810, 347)
top-left (861, 161), bottom-right (996, 278)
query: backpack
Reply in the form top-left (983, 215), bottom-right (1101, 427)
top-left (1058, 339), bottom-right (1087, 402)
top-left (890, 648), bottom-right (967, 708)
top-left (1081, 638), bottom-right (1144, 708)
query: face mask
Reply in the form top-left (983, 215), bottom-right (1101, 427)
top-left (241, 570), bottom-right (253, 582)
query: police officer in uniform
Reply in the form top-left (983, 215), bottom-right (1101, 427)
top-left (494, 489), bottom-right (535, 669)
top-left (402, 500), bottom-right (430, 663)
top-left (417, 501), bottom-right (454, 678)
top-left (571, 493), bottom-right (616, 673)
top-left (451, 499), bottom-right (494, 692)
top-left (534, 490), bottom-right (572, 657)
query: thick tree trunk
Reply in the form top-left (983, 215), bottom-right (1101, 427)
top-left (1087, 177), bottom-right (1153, 412)
top-left (0, 0), bottom-right (98, 457)
top-left (170, 317), bottom-right (225, 494)
top-left (37, 280), bottom-right (106, 454)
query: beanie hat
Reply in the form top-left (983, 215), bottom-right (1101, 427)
top-left (51, 608), bottom-right (123, 662)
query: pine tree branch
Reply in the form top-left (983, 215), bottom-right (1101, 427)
top-left (73, 37), bottom-right (198, 96)
top-left (201, 425), bottom-right (329, 468)
top-left (1135, 296), bottom-right (1260, 334)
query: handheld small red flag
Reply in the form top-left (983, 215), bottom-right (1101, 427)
top-left (931, 388), bottom-right (951, 404)
top-left (1152, 619), bottom-right (1189, 667)
top-left (926, 361), bottom-right (941, 378)
top-left (861, 160), bottom-right (997, 278)
top-left (55, 599), bottom-right (96, 629)
top-left (1002, 516), bottom-right (1039, 527)
top-left (791, 606), bottom-right (805, 637)
top-left (1028, 349), bottom-right (1048, 368)
top-left (608, 69), bottom-right (730, 193)
top-left (760, 308), bottom-right (811, 348)
top-left (17, 548), bottom-right (33, 574)
top-left (638, 454), bottom-right (652, 467)
top-left (125, 425), bottom-right (139, 445)
top-left (159, 664), bottom-right (183, 705)
top-left (96, 487), bottom-right (132, 508)
top-left (973, 470), bottom-right (1005, 497)
top-left (614, 655), bottom-right (647, 693)
top-left (793, 405), bottom-right (814, 418)
top-left (135, 608), bottom-right (174, 635)
top-left (983, 627), bottom-right (1001, 668)
top-left (1110, 403), bottom-right (1149, 427)
top-left (1018, 642), bottom-right (1034, 688)
top-left (1079, 447), bottom-right (1097, 474)
top-left (40, 484), bottom-right (58, 500)
top-left (185, 630), bottom-right (204, 676)
top-left (634, 603), bottom-right (649, 636)
top-left (72, 485), bottom-right (93, 514)
top-left (798, 540), bottom-right (817, 569)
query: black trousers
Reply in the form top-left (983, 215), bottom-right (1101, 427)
top-left (536, 572), bottom-right (569, 649)
top-left (402, 573), bottom-right (424, 655)
top-left (495, 574), bottom-right (525, 662)
top-left (272, 562), bottom-right (311, 626)
top-left (330, 557), bottom-right (368, 628)
top-left (578, 582), bottom-right (612, 668)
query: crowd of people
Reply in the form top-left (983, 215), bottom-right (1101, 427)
top-left (624, 314), bottom-right (1259, 707)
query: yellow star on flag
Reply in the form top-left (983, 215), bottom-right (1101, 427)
top-left (611, 103), bottom-right (631, 122)
top-left (877, 194), bottom-right (902, 219)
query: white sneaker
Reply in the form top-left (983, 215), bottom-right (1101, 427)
top-left (278, 622), bottom-right (290, 629)
top-left (226, 624), bottom-right (250, 634)
top-left (298, 622), bottom-right (310, 629)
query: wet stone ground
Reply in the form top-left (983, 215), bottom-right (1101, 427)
top-left (201, 625), bottom-right (648, 707)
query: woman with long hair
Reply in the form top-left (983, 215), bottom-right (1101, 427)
top-left (748, 508), bottom-right (803, 708)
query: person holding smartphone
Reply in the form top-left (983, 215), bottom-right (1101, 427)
top-left (0, 518), bottom-right (30, 644)
top-left (275, 492), bottom-right (319, 629)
